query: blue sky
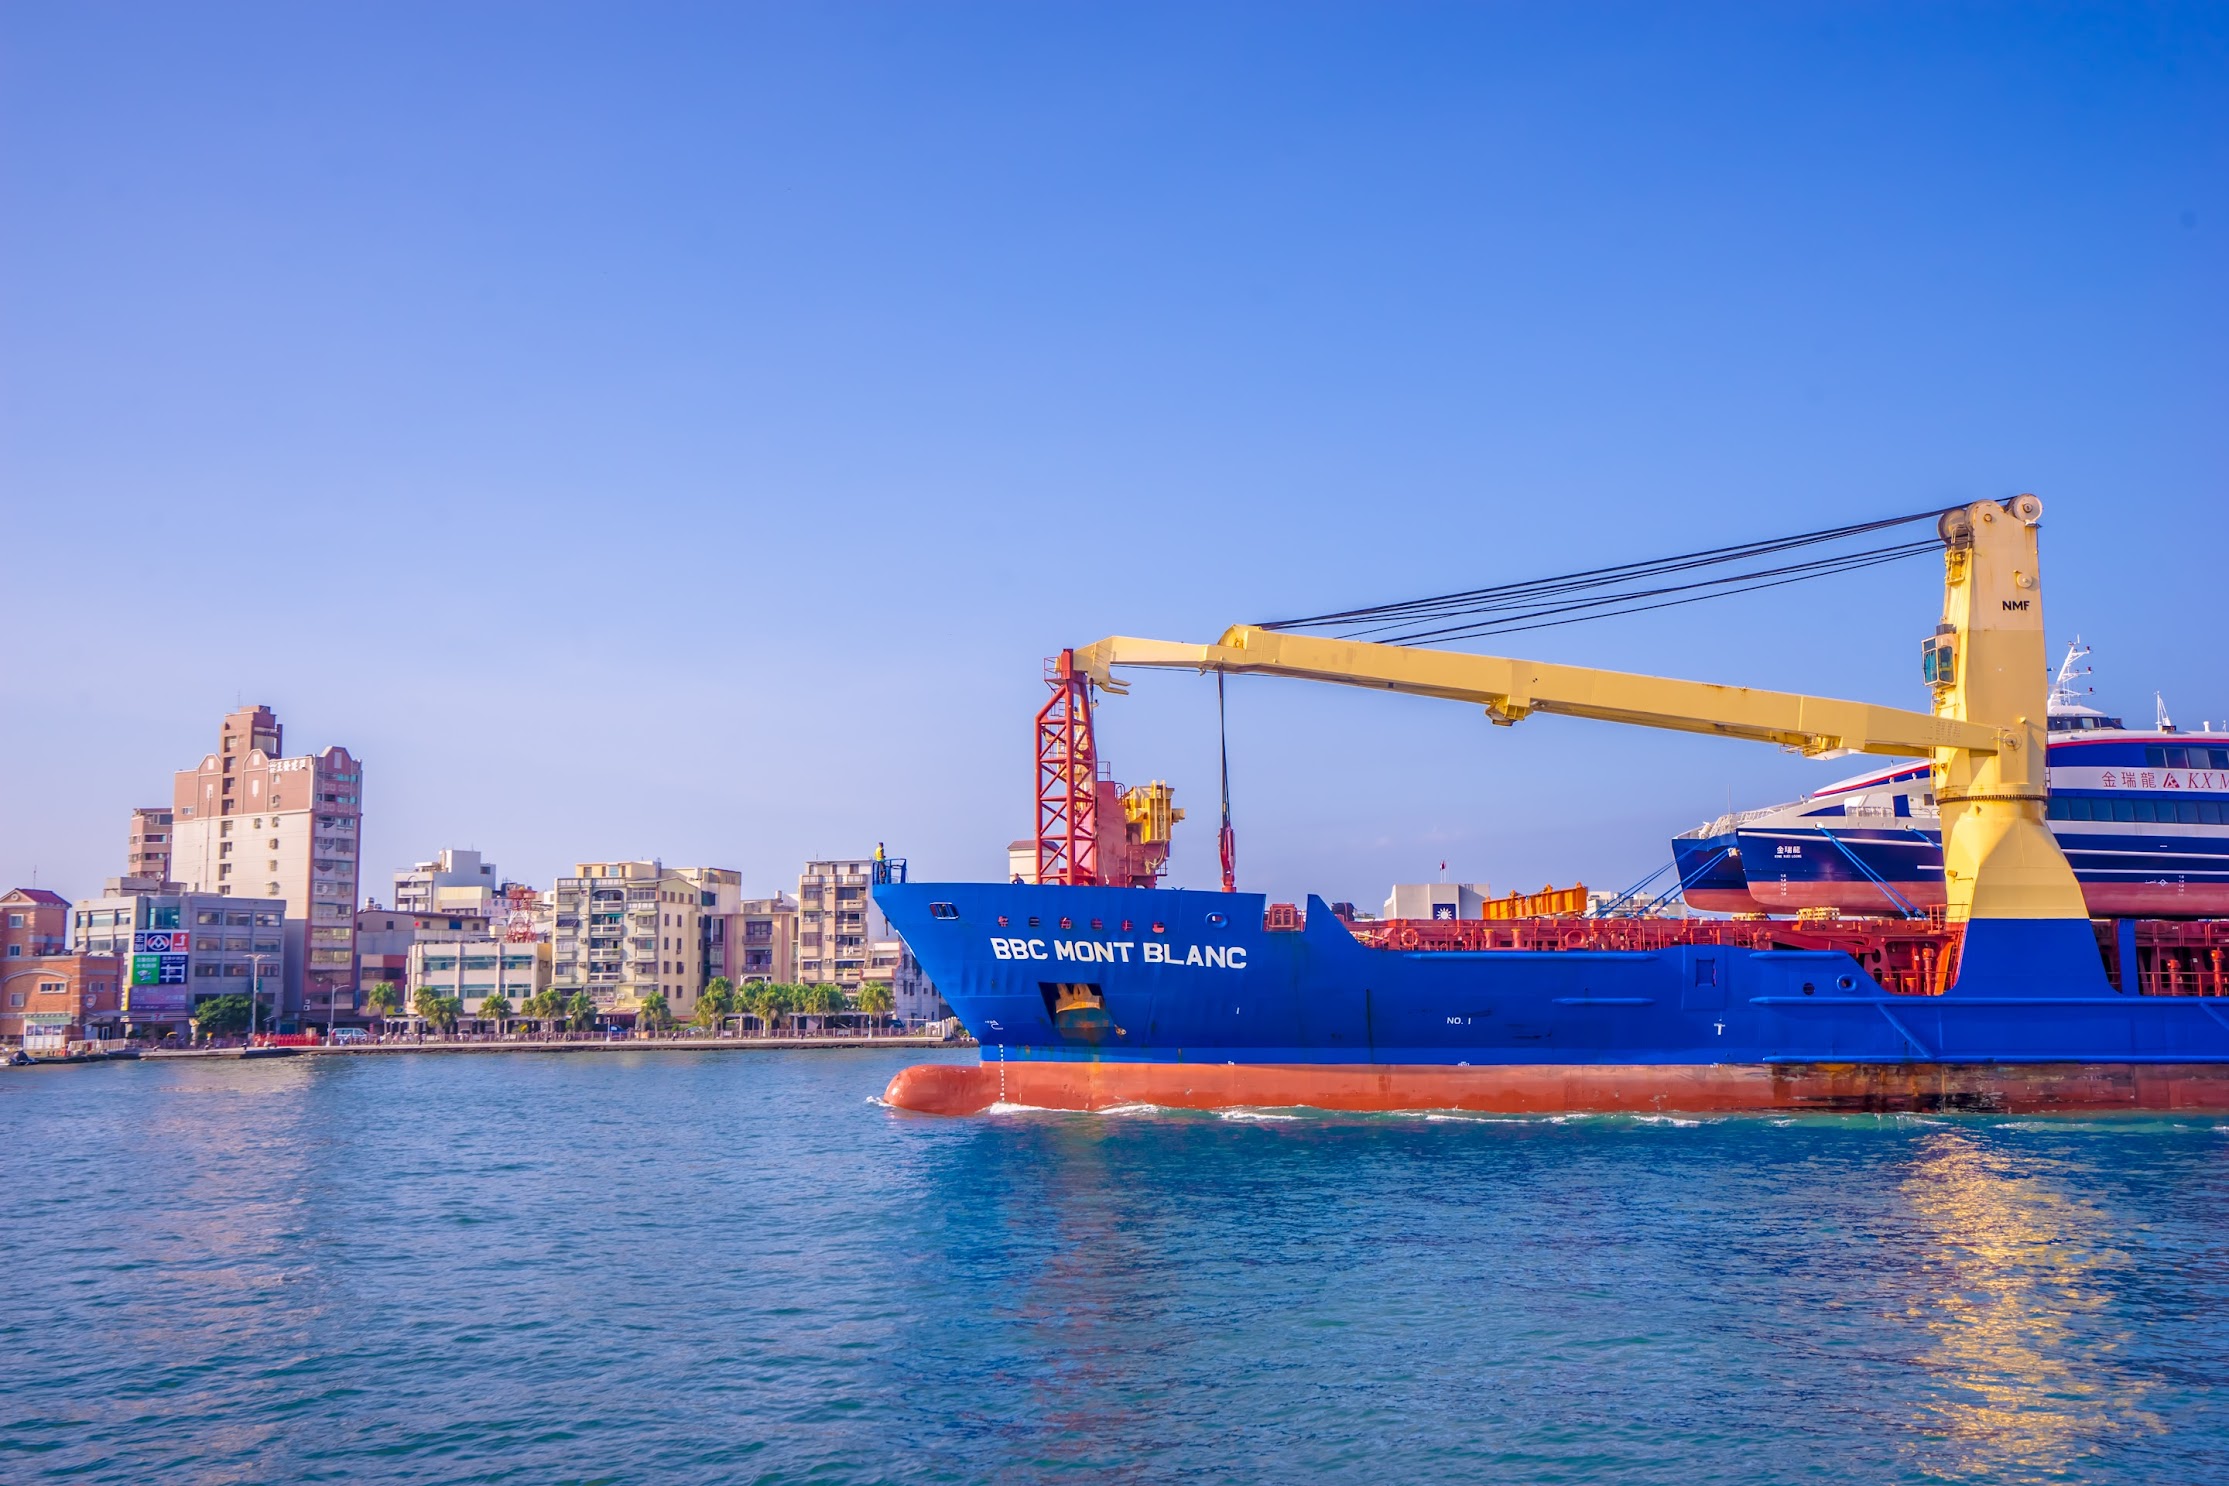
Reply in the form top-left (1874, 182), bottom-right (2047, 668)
top-left (3, 3), bottom-right (2223, 909)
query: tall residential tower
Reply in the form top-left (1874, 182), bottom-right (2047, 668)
top-left (168, 705), bottom-right (363, 1026)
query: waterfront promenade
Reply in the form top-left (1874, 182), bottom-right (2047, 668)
top-left (135, 1031), bottom-right (965, 1060)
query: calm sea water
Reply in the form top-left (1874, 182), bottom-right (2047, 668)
top-left (4, 1049), bottom-right (2228, 1485)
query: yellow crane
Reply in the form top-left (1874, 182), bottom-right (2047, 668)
top-left (1072, 496), bottom-right (2083, 926)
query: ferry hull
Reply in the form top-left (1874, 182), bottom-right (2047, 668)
top-left (1669, 832), bottom-right (1753, 914)
top-left (885, 1058), bottom-right (2229, 1116)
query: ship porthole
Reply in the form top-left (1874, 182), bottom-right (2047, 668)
top-left (1802, 982), bottom-right (1815, 995)
top-left (1205, 912), bottom-right (1227, 928)
top-left (1837, 975), bottom-right (1854, 991)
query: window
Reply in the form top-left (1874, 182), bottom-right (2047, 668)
top-left (198, 910), bottom-right (221, 925)
top-left (227, 913), bottom-right (249, 926)
top-left (2146, 745), bottom-right (2229, 769)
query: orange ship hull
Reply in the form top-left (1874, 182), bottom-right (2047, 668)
top-left (884, 1059), bottom-right (2229, 1117)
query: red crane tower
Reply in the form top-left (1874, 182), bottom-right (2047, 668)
top-left (1033, 650), bottom-right (1184, 888)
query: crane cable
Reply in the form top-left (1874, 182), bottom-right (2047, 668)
top-left (1256, 507), bottom-right (1947, 646)
top-left (1217, 672), bottom-right (1236, 894)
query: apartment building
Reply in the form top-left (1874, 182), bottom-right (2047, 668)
top-left (126, 807), bottom-right (175, 884)
top-left (407, 938), bottom-right (551, 1018)
top-left (674, 865), bottom-right (744, 988)
top-left (68, 882), bottom-right (287, 1041)
top-left (393, 849), bottom-right (501, 916)
top-left (731, 894), bottom-right (797, 983)
top-left (549, 860), bottom-right (713, 1023)
top-left (168, 705), bottom-right (362, 1027)
top-left (355, 906), bottom-right (495, 1013)
top-left (796, 858), bottom-right (878, 987)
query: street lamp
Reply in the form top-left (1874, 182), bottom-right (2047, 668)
top-left (249, 952), bottom-right (272, 1043)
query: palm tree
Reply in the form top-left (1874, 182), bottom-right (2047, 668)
top-left (411, 986), bottom-right (444, 1038)
top-left (638, 989), bottom-right (673, 1033)
top-left (695, 979), bottom-right (735, 1032)
top-left (365, 982), bottom-right (400, 1037)
top-left (858, 981), bottom-right (894, 1035)
top-left (479, 991), bottom-right (513, 1037)
top-left (804, 983), bottom-right (845, 1032)
top-left (565, 988), bottom-right (597, 1033)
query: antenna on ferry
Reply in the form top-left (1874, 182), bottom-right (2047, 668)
top-left (2156, 692), bottom-right (2177, 734)
top-left (2049, 637), bottom-right (2092, 711)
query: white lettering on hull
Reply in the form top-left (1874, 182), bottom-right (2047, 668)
top-left (989, 938), bottom-right (1247, 970)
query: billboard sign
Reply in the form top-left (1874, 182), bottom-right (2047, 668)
top-left (132, 930), bottom-right (192, 954)
top-left (130, 954), bottom-right (190, 987)
top-left (124, 976), bottom-right (191, 1016)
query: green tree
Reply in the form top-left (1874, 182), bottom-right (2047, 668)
top-left (411, 986), bottom-right (444, 1033)
top-left (765, 982), bottom-right (801, 1034)
top-left (801, 983), bottom-right (844, 1030)
top-left (740, 982), bottom-right (772, 1035)
top-left (414, 992), bottom-right (461, 1034)
top-left (858, 981), bottom-right (894, 1033)
top-left (695, 977), bottom-right (735, 1030)
top-left (522, 988), bottom-right (559, 1034)
top-left (192, 993), bottom-right (253, 1039)
top-left (365, 982), bottom-right (400, 1035)
top-left (565, 988), bottom-right (597, 1032)
top-left (479, 991), bottom-right (513, 1034)
top-left (638, 989), bottom-right (673, 1032)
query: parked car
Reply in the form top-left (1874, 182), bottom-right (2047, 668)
top-left (330, 1027), bottom-right (370, 1045)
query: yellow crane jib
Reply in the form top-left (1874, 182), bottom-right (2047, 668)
top-left (1069, 496), bottom-right (2085, 925)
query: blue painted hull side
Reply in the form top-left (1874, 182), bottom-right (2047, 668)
top-left (875, 883), bottom-right (2229, 1068)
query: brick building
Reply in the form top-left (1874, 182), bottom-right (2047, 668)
top-left (3, 888), bottom-right (123, 1047)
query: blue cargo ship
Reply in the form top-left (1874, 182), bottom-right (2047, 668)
top-left (874, 880), bottom-right (2229, 1114)
top-left (876, 500), bottom-right (2229, 1116)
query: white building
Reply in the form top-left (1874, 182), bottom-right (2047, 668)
top-left (407, 938), bottom-right (552, 1019)
top-left (393, 849), bottom-right (501, 917)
